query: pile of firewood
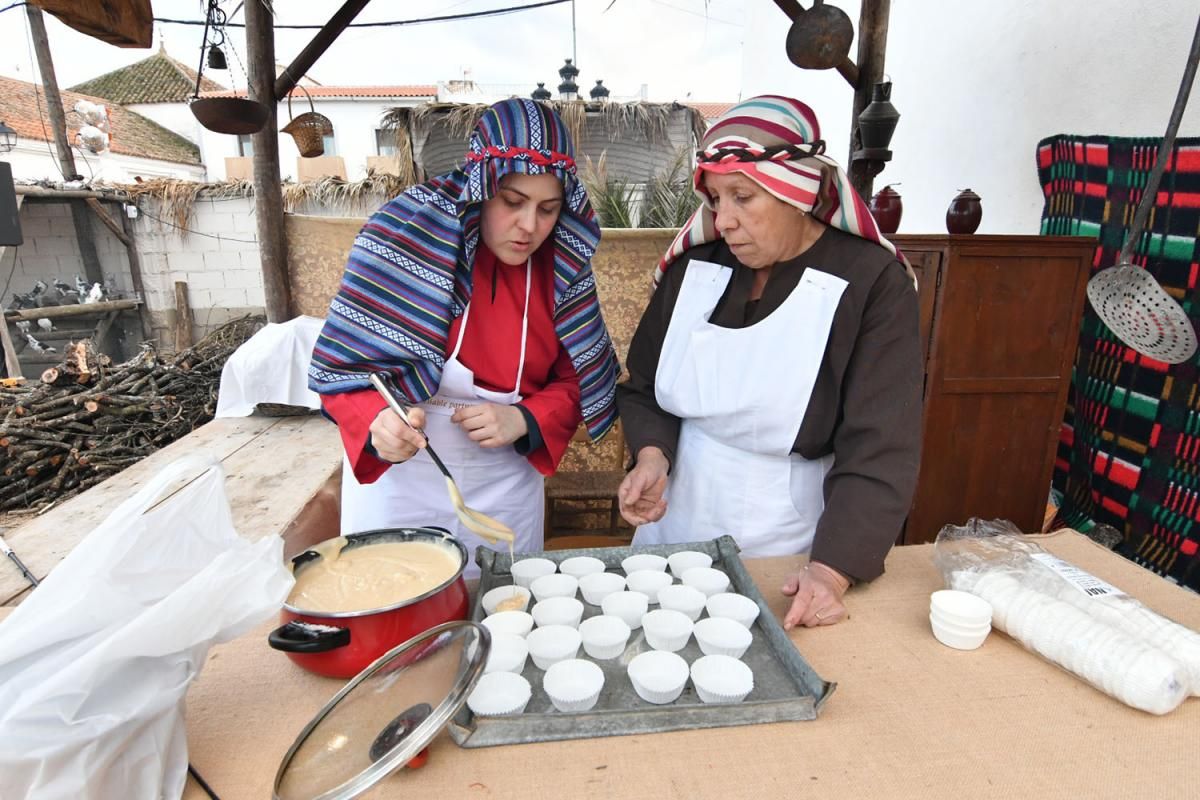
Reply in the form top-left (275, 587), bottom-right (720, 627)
top-left (0, 316), bottom-right (265, 512)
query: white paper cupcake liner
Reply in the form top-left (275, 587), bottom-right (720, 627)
top-left (467, 672), bottom-right (532, 716)
top-left (621, 553), bottom-right (668, 574)
top-left (625, 570), bottom-right (673, 604)
top-left (667, 550), bottom-right (713, 579)
top-left (705, 592), bottom-right (761, 629)
top-left (530, 573), bottom-right (579, 602)
top-left (531, 597), bottom-right (585, 629)
top-left (483, 632), bottom-right (529, 674)
top-left (482, 610), bottom-right (535, 638)
top-left (481, 585), bottom-right (531, 615)
top-left (691, 655), bottom-right (754, 704)
top-left (643, 609), bottom-right (694, 653)
top-left (526, 624), bottom-right (582, 670)
top-left (628, 650), bottom-right (688, 705)
top-left (601, 591), bottom-right (649, 629)
top-left (657, 585), bottom-right (707, 622)
top-left (559, 556), bottom-right (607, 580)
top-left (511, 557), bottom-right (557, 589)
top-left (579, 615), bottom-right (632, 660)
top-left (681, 567), bottom-right (731, 597)
top-left (543, 659), bottom-right (605, 712)
top-left (579, 572), bottom-right (627, 605)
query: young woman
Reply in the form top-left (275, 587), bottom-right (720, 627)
top-left (310, 99), bottom-right (619, 575)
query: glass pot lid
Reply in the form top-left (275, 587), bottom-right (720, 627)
top-left (274, 621), bottom-right (490, 800)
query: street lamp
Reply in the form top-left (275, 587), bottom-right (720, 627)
top-left (0, 121), bottom-right (16, 154)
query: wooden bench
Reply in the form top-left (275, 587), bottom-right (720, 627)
top-left (0, 414), bottom-right (344, 606)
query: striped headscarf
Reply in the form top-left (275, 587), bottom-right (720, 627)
top-left (309, 98), bottom-right (619, 440)
top-left (656, 95), bottom-right (914, 285)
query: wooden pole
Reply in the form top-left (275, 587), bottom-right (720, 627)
top-left (24, 4), bottom-right (79, 182)
top-left (847, 0), bottom-right (892, 201)
top-left (245, 0), bottom-right (292, 322)
top-left (68, 201), bottom-right (104, 285)
top-left (110, 200), bottom-right (155, 342)
top-left (174, 281), bottom-right (194, 352)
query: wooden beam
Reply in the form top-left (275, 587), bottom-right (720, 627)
top-left (175, 281), bottom-right (194, 351)
top-left (24, 4), bottom-right (80, 182)
top-left (5, 299), bottom-right (139, 323)
top-left (30, 0), bottom-right (153, 48)
top-left (246, 0), bottom-right (292, 323)
top-left (847, 0), bottom-right (892, 201)
top-left (115, 201), bottom-right (154, 342)
top-left (84, 198), bottom-right (130, 246)
top-left (273, 0), bottom-right (373, 101)
top-left (1, 317), bottom-right (22, 380)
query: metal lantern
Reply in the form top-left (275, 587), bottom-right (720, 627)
top-left (0, 121), bottom-right (16, 154)
top-left (531, 82), bottom-right (552, 101)
top-left (557, 58), bottom-right (579, 99)
top-left (589, 80), bottom-right (610, 101)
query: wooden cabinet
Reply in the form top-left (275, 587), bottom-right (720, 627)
top-left (890, 235), bottom-right (1094, 544)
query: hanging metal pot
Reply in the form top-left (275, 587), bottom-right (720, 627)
top-left (785, 0), bottom-right (854, 70)
top-left (189, 96), bottom-right (269, 135)
top-left (282, 85), bottom-right (334, 158)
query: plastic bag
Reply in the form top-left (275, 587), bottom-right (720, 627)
top-left (215, 315), bottom-right (325, 417)
top-left (0, 454), bottom-right (294, 799)
top-left (933, 519), bottom-right (1196, 715)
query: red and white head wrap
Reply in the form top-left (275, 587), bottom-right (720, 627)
top-left (656, 95), bottom-right (913, 285)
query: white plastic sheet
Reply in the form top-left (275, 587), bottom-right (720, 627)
top-left (0, 454), bottom-right (294, 799)
top-left (215, 315), bottom-right (325, 417)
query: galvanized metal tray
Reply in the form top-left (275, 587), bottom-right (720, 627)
top-left (447, 536), bottom-right (835, 748)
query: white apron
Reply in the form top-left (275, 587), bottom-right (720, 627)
top-left (340, 259), bottom-right (544, 578)
top-left (633, 259), bottom-right (847, 557)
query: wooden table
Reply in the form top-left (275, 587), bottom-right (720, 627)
top-left (0, 414), bottom-right (342, 606)
top-left (181, 530), bottom-right (1200, 800)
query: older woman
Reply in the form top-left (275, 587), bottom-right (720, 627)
top-left (310, 99), bottom-right (619, 576)
top-left (617, 95), bottom-right (921, 628)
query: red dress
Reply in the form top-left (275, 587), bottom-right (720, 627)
top-left (322, 242), bottom-right (582, 482)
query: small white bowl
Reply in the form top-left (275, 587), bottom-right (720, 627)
top-left (530, 573), bottom-right (579, 602)
top-left (625, 569), bottom-right (673, 603)
top-left (526, 624), bottom-right (583, 669)
top-left (483, 632), bottom-right (529, 674)
top-left (656, 584), bottom-right (708, 622)
top-left (467, 671), bottom-right (531, 716)
top-left (511, 557), bottom-right (557, 589)
top-left (628, 650), bottom-right (689, 705)
top-left (642, 608), bottom-right (694, 652)
top-left (532, 596), bottom-right (585, 629)
top-left (667, 550), bottom-right (713, 579)
top-left (481, 584), bottom-right (532, 615)
top-left (481, 610), bottom-right (535, 638)
top-left (691, 654), bottom-right (754, 704)
top-left (559, 556), bottom-right (607, 580)
top-left (693, 617), bottom-right (752, 658)
top-left (579, 615), bottom-right (632, 659)
top-left (681, 567), bottom-right (730, 597)
top-left (601, 591), bottom-right (649, 629)
top-left (929, 611), bottom-right (991, 636)
top-left (705, 592), bottom-right (761, 629)
top-left (621, 553), bottom-right (668, 574)
top-left (930, 590), bottom-right (993, 627)
top-left (929, 615), bottom-right (990, 651)
top-left (578, 571), bottom-right (627, 605)
top-left (543, 658), bottom-right (605, 712)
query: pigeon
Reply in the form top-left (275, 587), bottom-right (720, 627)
top-left (37, 318), bottom-right (52, 333)
top-left (24, 333), bottom-right (55, 354)
top-left (85, 283), bottom-right (104, 304)
top-left (75, 275), bottom-right (89, 297)
top-left (15, 320), bottom-right (30, 333)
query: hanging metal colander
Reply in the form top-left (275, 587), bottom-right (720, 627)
top-left (1085, 15), bottom-right (1200, 365)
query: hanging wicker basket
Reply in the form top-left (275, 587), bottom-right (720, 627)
top-left (281, 85), bottom-right (333, 158)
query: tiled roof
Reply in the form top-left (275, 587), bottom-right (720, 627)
top-left (688, 102), bottom-right (735, 120)
top-left (68, 48), bottom-right (224, 104)
top-left (202, 85), bottom-right (437, 99)
top-left (0, 74), bottom-right (201, 165)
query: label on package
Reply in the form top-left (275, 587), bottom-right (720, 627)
top-left (1031, 552), bottom-right (1126, 597)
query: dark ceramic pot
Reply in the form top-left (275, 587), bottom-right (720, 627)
top-left (946, 189), bottom-right (983, 234)
top-left (869, 185), bottom-right (903, 234)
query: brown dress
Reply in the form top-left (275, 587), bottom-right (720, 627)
top-left (617, 227), bottom-right (922, 582)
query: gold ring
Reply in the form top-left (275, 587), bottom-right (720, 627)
top-left (814, 611), bottom-right (825, 621)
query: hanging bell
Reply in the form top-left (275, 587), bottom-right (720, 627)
top-left (207, 45), bottom-right (228, 71)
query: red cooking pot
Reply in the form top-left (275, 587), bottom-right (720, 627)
top-left (268, 527), bottom-right (470, 678)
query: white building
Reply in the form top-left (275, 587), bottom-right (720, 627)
top-left (0, 73), bottom-right (204, 183)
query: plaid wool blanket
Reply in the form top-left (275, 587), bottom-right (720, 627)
top-left (1039, 133), bottom-right (1200, 590)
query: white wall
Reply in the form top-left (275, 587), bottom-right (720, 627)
top-left (126, 102), bottom-right (207, 150)
top-left (198, 97), bottom-right (426, 182)
top-left (5, 137), bottom-right (205, 183)
top-left (742, 0), bottom-right (1200, 234)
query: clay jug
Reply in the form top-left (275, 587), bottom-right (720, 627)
top-left (869, 185), bottom-right (902, 234)
top-left (946, 189), bottom-right (982, 234)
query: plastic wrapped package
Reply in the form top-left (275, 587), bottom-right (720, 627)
top-left (934, 519), bottom-right (1196, 716)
